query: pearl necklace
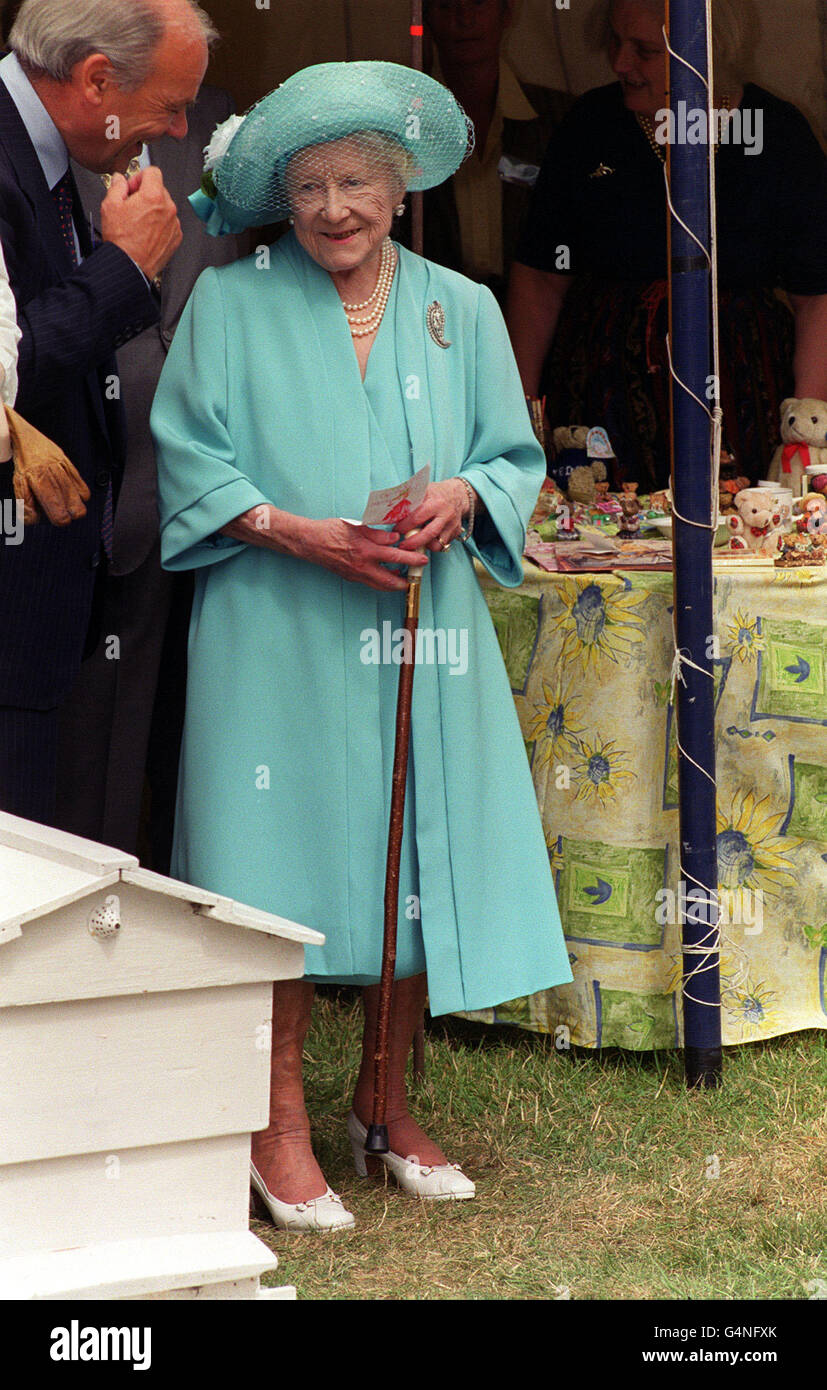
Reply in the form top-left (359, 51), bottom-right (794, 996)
top-left (342, 240), bottom-right (396, 338)
top-left (636, 95), bottom-right (731, 162)
top-left (635, 112), bottom-right (665, 163)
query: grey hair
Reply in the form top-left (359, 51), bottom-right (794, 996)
top-left (350, 130), bottom-right (416, 197)
top-left (589, 0), bottom-right (746, 80)
top-left (9, 0), bottom-right (219, 91)
top-left (285, 131), bottom-right (416, 203)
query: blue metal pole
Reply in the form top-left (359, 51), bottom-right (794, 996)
top-left (667, 0), bottom-right (722, 1086)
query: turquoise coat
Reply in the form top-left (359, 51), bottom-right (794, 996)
top-left (150, 232), bottom-right (571, 1016)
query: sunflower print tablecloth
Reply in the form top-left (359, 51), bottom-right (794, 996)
top-left (465, 565), bottom-right (827, 1049)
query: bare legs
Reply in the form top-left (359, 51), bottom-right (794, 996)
top-left (252, 972), bottom-right (446, 1203)
top-left (250, 978), bottom-right (328, 1203)
top-left (352, 972), bottom-right (448, 1167)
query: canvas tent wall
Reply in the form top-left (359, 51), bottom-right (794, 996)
top-left (197, 0), bottom-right (826, 146)
top-left (0, 1), bottom-right (822, 149)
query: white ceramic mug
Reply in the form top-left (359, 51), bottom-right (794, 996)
top-left (756, 483), bottom-right (793, 525)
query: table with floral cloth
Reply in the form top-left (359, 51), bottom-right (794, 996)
top-left (466, 563), bottom-right (827, 1049)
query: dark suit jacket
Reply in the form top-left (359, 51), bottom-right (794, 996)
top-left (72, 87), bottom-right (243, 577)
top-left (0, 81), bottom-right (158, 709)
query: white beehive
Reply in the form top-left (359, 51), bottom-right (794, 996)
top-left (0, 813), bottom-right (324, 1301)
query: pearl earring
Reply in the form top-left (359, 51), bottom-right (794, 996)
top-left (394, 203), bottom-right (405, 217)
top-left (288, 215), bottom-right (294, 225)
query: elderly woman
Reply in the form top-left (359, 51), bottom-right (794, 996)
top-left (150, 62), bottom-right (571, 1232)
top-left (507, 0), bottom-right (827, 488)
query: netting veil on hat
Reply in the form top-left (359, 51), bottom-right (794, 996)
top-left (191, 61), bottom-right (475, 236)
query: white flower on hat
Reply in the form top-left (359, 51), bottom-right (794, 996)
top-left (203, 114), bottom-right (245, 172)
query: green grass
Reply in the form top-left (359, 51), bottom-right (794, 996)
top-left (256, 995), bottom-right (827, 1301)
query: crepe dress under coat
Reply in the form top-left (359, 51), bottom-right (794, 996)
top-left (150, 231), bottom-right (571, 1017)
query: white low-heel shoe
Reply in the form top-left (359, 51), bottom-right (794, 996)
top-left (250, 1162), bottom-right (356, 1232)
top-left (347, 1111), bottom-right (475, 1201)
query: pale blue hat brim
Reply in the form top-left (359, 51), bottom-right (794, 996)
top-left (204, 61), bottom-right (472, 232)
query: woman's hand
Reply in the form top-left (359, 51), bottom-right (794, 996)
top-left (397, 479), bottom-right (474, 554)
top-left (221, 504), bottom-right (437, 589)
top-left (299, 517), bottom-right (430, 591)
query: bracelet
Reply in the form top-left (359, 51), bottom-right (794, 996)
top-left (457, 477), bottom-right (476, 541)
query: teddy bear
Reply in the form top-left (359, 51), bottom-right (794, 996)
top-left (769, 398), bottom-right (827, 495)
top-left (727, 488), bottom-right (785, 555)
top-left (567, 459), bottom-right (609, 506)
top-left (550, 425), bottom-right (615, 503)
top-left (718, 476), bottom-right (752, 515)
top-left (549, 425), bottom-right (590, 492)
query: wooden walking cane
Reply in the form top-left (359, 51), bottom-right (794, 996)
top-left (364, 541), bottom-right (425, 1156)
top-left (409, 0), bottom-right (428, 1086)
top-left (363, 0), bottom-right (429, 1158)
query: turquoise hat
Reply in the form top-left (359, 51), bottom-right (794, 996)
top-left (191, 61), bottom-right (474, 236)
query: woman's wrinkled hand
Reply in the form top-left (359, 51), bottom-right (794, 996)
top-left (397, 479), bottom-right (469, 554)
top-left (302, 518), bottom-right (430, 591)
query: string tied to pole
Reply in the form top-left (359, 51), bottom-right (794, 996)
top-left (662, 0), bottom-right (724, 1074)
top-left (661, 2), bottom-right (724, 535)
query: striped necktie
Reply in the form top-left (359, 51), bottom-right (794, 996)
top-left (50, 170), bottom-right (79, 267)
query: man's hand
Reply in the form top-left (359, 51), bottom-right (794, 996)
top-left (100, 167), bottom-right (182, 281)
top-left (6, 407), bottom-right (90, 526)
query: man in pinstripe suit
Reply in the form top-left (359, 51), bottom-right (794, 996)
top-left (0, 0), bottom-right (214, 825)
top-left (54, 86), bottom-right (243, 864)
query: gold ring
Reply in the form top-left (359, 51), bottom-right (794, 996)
top-left (441, 539), bottom-right (452, 551)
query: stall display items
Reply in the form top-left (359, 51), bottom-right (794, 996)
top-left (549, 423), bottom-right (618, 502)
top-left (566, 461), bottom-right (609, 507)
top-left (804, 464), bottom-right (827, 496)
top-left (769, 397), bottom-right (827, 496)
top-left (719, 475), bottom-right (752, 515)
top-left (726, 487), bottom-right (791, 555)
top-left (793, 492), bottom-right (827, 535)
top-left (549, 425), bottom-right (590, 494)
top-left (617, 491), bottom-right (642, 539)
top-left (776, 530), bottom-right (827, 566)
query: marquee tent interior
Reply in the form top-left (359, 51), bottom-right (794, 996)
top-left (193, 1), bottom-right (825, 149)
top-left (0, 2), bottom-right (821, 146)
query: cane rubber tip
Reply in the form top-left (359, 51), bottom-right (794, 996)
top-left (364, 1123), bottom-right (390, 1155)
